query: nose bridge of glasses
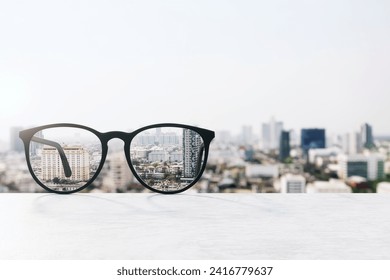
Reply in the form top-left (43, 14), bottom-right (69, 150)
top-left (102, 131), bottom-right (132, 143)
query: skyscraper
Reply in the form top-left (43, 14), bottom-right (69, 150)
top-left (279, 130), bottom-right (290, 162)
top-left (342, 131), bottom-right (362, 155)
top-left (183, 129), bottom-right (202, 178)
top-left (301, 128), bottom-right (326, 155)
top-left (261, 117), bottom-right (283, 151)
top-left (361, 123), bottom-right (374, 149)
top-left (241, 125), bottom-right (253, 146)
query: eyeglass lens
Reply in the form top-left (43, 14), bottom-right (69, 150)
top-left (28, 126), bottom-right (205, 193)
top-left (29, 127), bottom-right (102, 192)
top-left (130, 127), bottom-right (205, 192)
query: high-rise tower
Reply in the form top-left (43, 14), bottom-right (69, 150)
top-left (183, 129), bottom-right (202, 178)
top-left (361, 123), bottom-right (374, 149)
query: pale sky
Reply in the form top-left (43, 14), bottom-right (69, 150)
top-left (1, 0), bottom-right (390, 142)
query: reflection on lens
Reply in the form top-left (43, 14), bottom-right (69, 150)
top-left (29, 127), bottom-right (102, 192)
top-left (130, 127), bottom-right (204, 192)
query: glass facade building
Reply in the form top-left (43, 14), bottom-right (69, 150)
top-left (301, 129), bottom-right (326, 154)
top-left (279, 130), bottom-right (290, 162)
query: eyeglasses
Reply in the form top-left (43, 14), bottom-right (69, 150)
top-left (19, 123), bottom-right (215, 194)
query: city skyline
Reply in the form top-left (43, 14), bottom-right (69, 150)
top-left (1, 1), bottom-right (390, 142)
top-left (2, 118), bottom-right (390, 194)
top-left (1, 119), bottom-right (388, 152)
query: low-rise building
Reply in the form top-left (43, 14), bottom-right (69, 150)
top-left (148, 149), bottom-right (169, 162)
top-left (338, 154), bottom-right (385, 181)
top-left (308, 147), bottom-right (341, 165)
top-left (245, 164), bottom-right (279, 178)
top-left (306, 179), bottom-right (352, 193)
top-left (280, 174), bottom-right (306, 193)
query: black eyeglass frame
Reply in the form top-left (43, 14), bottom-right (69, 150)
top-left (19, 123), bottom-right (215, 194)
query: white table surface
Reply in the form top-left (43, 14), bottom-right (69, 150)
top-left (0, 193), bottom-right (389, 260)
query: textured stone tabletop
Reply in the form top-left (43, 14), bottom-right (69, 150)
top-left (0, 193), bottom-right (389, 259)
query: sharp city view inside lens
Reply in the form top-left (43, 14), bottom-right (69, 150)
top-left (25, 126), bottom-right (205, 193)
top-left (130, 127), bottom-right (204, 192)
top-left (29, 127), bottom-right (102, 192)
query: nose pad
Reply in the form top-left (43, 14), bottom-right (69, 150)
top-left (107, 138), bottom-right (125, 153)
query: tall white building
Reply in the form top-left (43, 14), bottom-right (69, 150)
top-left (241, 125), bottom-right (254, 146)
top-left (261, 117), bottom-right (283, 151)
top-left (338, 154), bottom-right (385, 180)
top-left (342, 132), bottom-right (362, 155)
top-left (342, 124), bottom-right (374, 155)
top-left (41, 146), bottom-right (90, 181)
top-left (280, 174), bottom-right (306, 193)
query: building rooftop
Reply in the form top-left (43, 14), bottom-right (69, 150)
top-left (307, 179), bottom-right (352, 193)
top-left (347, 176), bottom-right (367, 183)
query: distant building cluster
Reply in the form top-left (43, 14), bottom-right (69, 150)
top-left (134, 128), bottom-right (180, 146)
top-left (204, 118), bottom-right (389, 194)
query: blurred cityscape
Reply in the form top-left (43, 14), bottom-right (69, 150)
top-left (1, 118), bottom-right (390, 194)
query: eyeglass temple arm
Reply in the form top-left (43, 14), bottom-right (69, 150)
top-left (196, 143), bottom-right (205, 175)
top-left (31, 136), bottom-right (72, 178)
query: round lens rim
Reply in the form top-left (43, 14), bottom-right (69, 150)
top-left (21, 124), bottom-right (107, 194)
top-left (125, 124), bottom-right (212, 194)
